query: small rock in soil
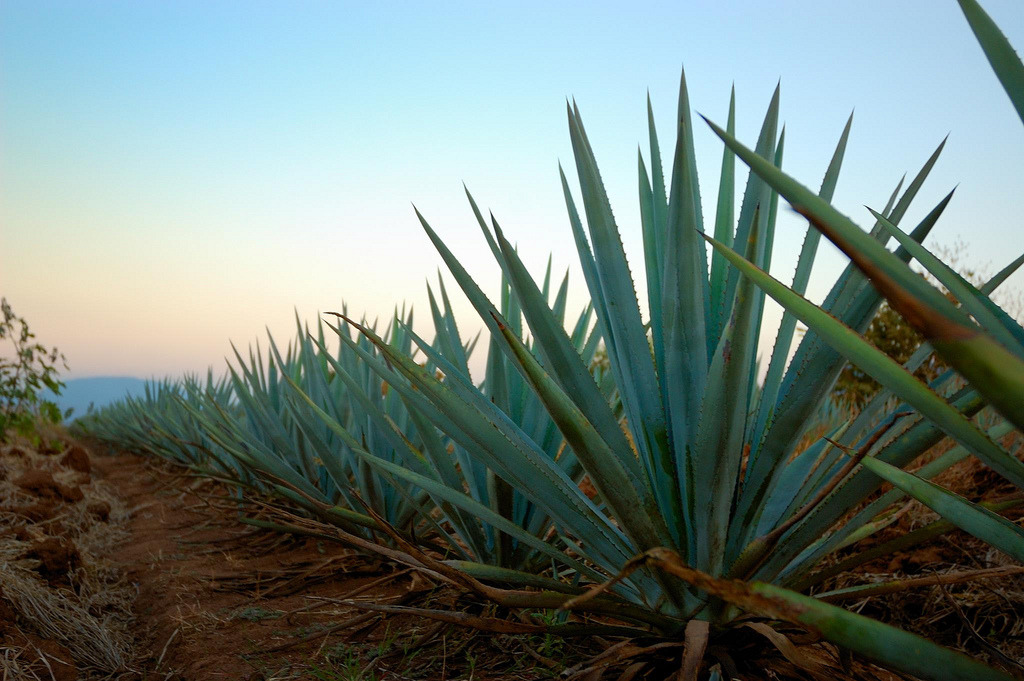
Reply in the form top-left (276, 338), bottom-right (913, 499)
top-left (86, 500), bottom-right (111, 521)
top-left (60, 446), bottom-right (91, 474)
top-left (14, 469), bottom-right (84, 503)
top-left (23, 537), bottom-right (82, 584)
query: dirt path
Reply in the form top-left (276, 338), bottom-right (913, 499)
top-left (1, 437), bottom-right (557, 680)
top-left (92, 451), bottom-right (416, 680)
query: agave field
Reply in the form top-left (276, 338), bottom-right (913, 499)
top-left (73, 1), bottom-right (1024, 679)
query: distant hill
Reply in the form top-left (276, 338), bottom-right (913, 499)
top-left (43, 376), bottom-right (148, 422)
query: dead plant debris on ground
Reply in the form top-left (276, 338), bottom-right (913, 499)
top-left (0, 435), bottom-right (133, 680)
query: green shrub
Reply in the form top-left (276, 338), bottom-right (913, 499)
top-left (0, 297), bottom-right (68, 445)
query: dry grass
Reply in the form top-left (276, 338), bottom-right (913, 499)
top-left (0, 436), bottom-right (136, 679)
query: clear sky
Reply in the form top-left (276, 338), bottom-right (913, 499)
top-left (2, 1), bottom-right (1023, 381)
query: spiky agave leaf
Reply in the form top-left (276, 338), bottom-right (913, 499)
top-left (702, 1), bottom-right (1024, 432)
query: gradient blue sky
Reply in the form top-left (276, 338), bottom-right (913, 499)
top-left (2, 1), bottom-right (1023, 380)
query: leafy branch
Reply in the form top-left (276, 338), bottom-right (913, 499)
top-left (0, 297), bottom-right (69, 443)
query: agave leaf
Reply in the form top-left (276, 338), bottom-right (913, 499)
top-left (703, 117), bottom-right (965, 331)
top-left (708, 86), bottom-right (737, 326)
top-left (770, 387), bottom-right (987, 584)
top-left (711, 114), bottom-right (1024, 435)
top-left (869, 206), bottom-right (1024, 351)
top-left (636, 548), bottom-right (1014, 681)
top-left (814, 566), bottom-right (1024, 604)
top-left (640, 150), bottom-right (665, 378)
top-left (755, 583), bottom-right (1015, 681)
top-left (660, 68), bottom-right (710, 468)
top-left (728, 148), bottom-right (946, 558)
top-left (287, 377), bottom-right (607, 581)
top-left (989, 252), bottom-right (1024, 293)
top-left (806, 204), bottom-right (1024, 433)
top-left (703, 118), bottom-right (1024, 478)
top-left (827, 416), bottom-right (1014, 552)
top-left (743, 129), bottom-right (784, 396)
top-left (559, 165), bottom-right (608, 337)
top-left (491, 316), bottom-right (674, 556)
top-left (300, 335), bottom-right (491, 555)
top-left (704, 234), bottom-right (1024, 491)
top-left (754, 429), bottom-right (845, 537)
top-left (646, 94), bottom-right (669, 259)
top-left (859, 456), bottom-right (1024, 563)
top-left (799, 495), bottom-right (1024, 592)
top-left (566, 101), bottom-right (673, 518)
top-left (415, 208), bottom-right (508, 358)
top-left (427, 283), bottom-right (471, 375)
top-left (330, 317), bottom-right (644, 577)
top-left (444, 560), bottom-right (588, 595)
top-left (782, 136), bottom-right (941, 352)
top-left (176, 394), bottom-right (325, 501)
top-left (279, 391), bottom-right (363, 510)
top-left (751, 113), bottom-right (853, 445)
top-left (957, 0), bottom-right (1024, 125)
top-left (715, 84), bottom-right (780, 342)
top-left (487, 222), bottom-right (645, 492)
top-left (691, 210), bottom-right (762, 574)
top-left (693, 86), bottom-right (782, 562)
top-left (798, 253), bottom-right (1022, 500)
top-left (761, 127), bottom-right (784, 276)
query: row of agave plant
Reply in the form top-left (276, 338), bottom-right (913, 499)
top-left (79, 1), bottom-right (1024, 679)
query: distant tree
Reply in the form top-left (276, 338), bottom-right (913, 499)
top-left (832, 301), bottom-right (944, 410)
top-left (0, 297), bottom-right (69, 444)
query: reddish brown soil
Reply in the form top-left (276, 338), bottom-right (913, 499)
top-left (6, 630), bottom-right (78, 681)
top-left (14, 468), bottom-right (84, 503)
top-left (60, 445), bottom-right (92, 474)
top-left (24, 536), bottom-right (83, 585)
top-left (90, 451), bottom-right (548, 680)
top-left (91, 452), bottom-right (396, 679)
